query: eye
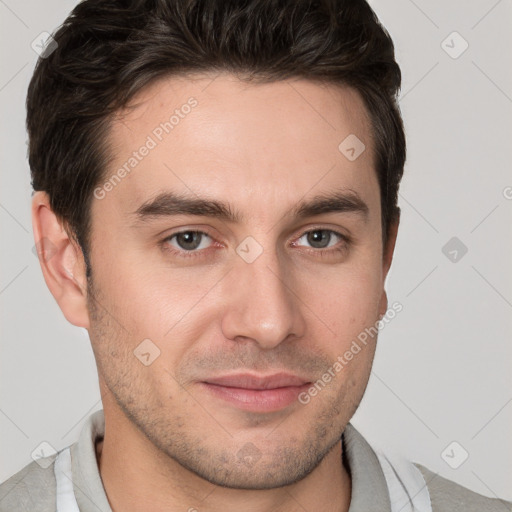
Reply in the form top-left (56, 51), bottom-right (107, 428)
top-left (162, 230), bottom-right (213, 256)
top-left (293, 229), bottom-right (349, 253)
top-left (161, 227), bottom-right (350, 260)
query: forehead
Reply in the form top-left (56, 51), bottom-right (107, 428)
top-left (97, 72), bottom-right (378, 223)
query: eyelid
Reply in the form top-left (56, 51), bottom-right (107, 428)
top-left (292, 224), bottom-right (350, 241)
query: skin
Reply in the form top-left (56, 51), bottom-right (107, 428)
top-left (32, 72), bottom-right (398, 512)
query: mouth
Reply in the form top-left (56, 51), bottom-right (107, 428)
top-left (199, 373), bottom-right (312, 413)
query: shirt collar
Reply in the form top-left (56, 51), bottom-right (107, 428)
top-left (343, 423), bottom-right (392, 512)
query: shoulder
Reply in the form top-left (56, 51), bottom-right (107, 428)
top-left (415, 463), bottom-right (512, 512)
top-left (0, 455), bottom-right (56, 512)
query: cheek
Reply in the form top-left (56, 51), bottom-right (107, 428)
top-left (92, 249), bottom-right (224, 363)
top-left (303, 258), bottom-right (383, 338)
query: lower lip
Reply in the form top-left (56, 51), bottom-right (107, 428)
top-left (200, 382), bottom-right (311, 413)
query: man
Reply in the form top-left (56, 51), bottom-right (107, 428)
top-left (1, 0), bottom-right (510, 511)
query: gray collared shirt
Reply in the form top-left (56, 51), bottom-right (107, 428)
top-left (1, 409), bottom-right (510, 511)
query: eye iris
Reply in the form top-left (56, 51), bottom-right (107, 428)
top-left (307, 230), bottom-right (331, 249)
top-left (176, 231), bottom-right (202, 250)
top-left (173, 230), bottom-right (336, 252)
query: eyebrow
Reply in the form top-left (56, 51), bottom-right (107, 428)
top-left (130, 189), bottom-right (369, 225)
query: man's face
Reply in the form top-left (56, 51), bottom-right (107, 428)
top-left (86, 73), bottom-right (391, 489)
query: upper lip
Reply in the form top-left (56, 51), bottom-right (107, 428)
top-left (203, 373), bottom-right (310, 390)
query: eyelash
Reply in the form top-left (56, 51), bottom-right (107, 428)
top-left (160, 228), bottom-right (351, 260)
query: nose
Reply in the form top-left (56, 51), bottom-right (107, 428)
top-left (221, 244), bottom-right (306, 350)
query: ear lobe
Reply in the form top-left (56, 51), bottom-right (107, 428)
top-left (378, 289), bottom-right (389, 321)
top-left (32, 191), bottom-right (90, 329)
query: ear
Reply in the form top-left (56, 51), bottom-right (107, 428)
top-left (31, 191), bottom-right (90, 329)
top-left (378, 210), bottom-right (400, 318)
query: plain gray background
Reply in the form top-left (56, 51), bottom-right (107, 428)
top-left (1, 0), bottom-right (511, 501)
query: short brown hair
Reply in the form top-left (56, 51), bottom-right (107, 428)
top-left (27, 0), bottom-right (405, 277)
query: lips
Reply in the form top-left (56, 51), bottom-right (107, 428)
top-left (200, 373), bottom-right (311, 413)
top-left (204, 373), bottom-right (310, 390)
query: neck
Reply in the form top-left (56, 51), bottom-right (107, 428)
top-left (96, 415), bottom-right (351, 512)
